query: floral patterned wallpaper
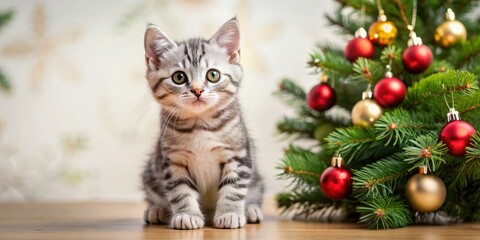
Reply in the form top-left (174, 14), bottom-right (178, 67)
top-left (0, 0), bottom-right (340, 202)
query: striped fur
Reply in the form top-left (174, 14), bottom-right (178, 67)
top-left (142, 18), bottom-right (264, 230)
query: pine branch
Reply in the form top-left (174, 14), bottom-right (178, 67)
top-left (309, 52), bottom-right (355, 75)
top-left (275, 78), bottom-right (324, 119)
top-left (423, 60), bottom-right (455, 75)
top-left (353, 153), bottom-right (410, 200)
top-left (403, 133), bottom-right (448, 171)
top-left (337, 0), bottom-right (378, 16)
top-left (352, 58), bottom-right (384, 83)
top-left (380, 45), bottom-right (404, 75)
top-left (277, 145), bottom-right (327, 188)
top-left (452, 91), bottom-right (480, 123)
top-left (473, 63), bottom-right (480, 76)
top-left (275, 78), bottom-right (359, 125)
top-left (0, 10), bottom-right (14, 31)
top-left (277, 78), bottom-right (306, 101)
top-left (402, 70), bottom-right (478, 110)
top-left (440, 156), bottom-right (470, 192)
top-left (374, 109), bottom-right (438, 146)
top-left (460, 17), bottom-right (480, 36)
top-left (0, 69), bottom-right (11, 92)
top-left (314, 44), bottom-right (369, 98)
top-left (451, 35), bottom-right (480, 68)
top-left (465, 134), bottom-right (480, 182)
top-left (420, 90), bottom-right (480, 124)
top-left (0, 10), bottom-right (14, 92)
top-left (325, 126), bottom-right (399, 163)
top-left (452, 0), bottom-right (480, 17)
top-left (316, 42), bottom-right (345, 57)
top-left (442, 180), bottom-right (480, 221)
top-left (325, 11), bottom-right (361, 36)
top-left (276, 117), bottom-right (317, 140)
top-left (326, 127), bottom-right (374, 159)
top-left (328, 75), bottom-right (368, 111)
top-left (357, 195), bottom-right (413, 229)
top-left (408, 60), bottom-right (456, 85)
top-left (464, 55), bottom-right (480, 76)
top-left (276, 188), bottom-right (334, 215)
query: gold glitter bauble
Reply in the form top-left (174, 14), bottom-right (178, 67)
top-left (435, 20), bottom-right (467, 47)
top-left (435, 8), bottom-right (467, 47)
top-left (351, 99), bottom-right (382, 127)
top-left (368, 21), bottom-right (397, 46)
top-left (405, 172), bottom-right (446, 213)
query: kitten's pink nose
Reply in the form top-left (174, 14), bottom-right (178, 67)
top-left (191, 88), bottom-right (204, 97)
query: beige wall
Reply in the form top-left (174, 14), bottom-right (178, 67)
top-left (0, 0), bottom-right (341, 202)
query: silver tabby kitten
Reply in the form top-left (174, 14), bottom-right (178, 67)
top-left (142, 18), bottom-right (264, 230)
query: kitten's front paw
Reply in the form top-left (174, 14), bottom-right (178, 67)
top-left (246, 206), bottom-right (263, 223)
top-left (170, 213), bottom-right (204, 230)
top-left (214, 213), bottom-right (246, 229)
top-left (144, 207), bottom-right (169, 224)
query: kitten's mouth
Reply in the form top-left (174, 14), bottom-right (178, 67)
top-left (191, 98), bottom-right (206, 105)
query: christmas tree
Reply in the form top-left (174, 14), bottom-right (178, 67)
top-left (275, 0), bottom-right (480, 229)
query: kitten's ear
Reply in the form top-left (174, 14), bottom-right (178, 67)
top-left (144, 24), bottom-right (177, 70)
top-left (210, 18), bottom-right (240, 64)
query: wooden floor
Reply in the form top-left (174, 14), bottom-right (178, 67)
top-left (0, 202), bottom-right (479, 240)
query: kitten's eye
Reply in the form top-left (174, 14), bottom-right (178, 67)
top-left (206, 69), bottom-right (221, 83)
top-left (172, 71), bottom-right (188, 84)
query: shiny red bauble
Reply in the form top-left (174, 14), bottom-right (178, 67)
top-left (307, 83), bottom-right (336, 111)
top-left (373, 77), bottom-right (406, 108)
top-left (402, 44), bottom-right (433, 74)
top-left (344, 37), bottom-right (375, 62)
top-left (320, 166), bottom-right (352, 200)
top-left (439, 120), bottom-right (476, 156)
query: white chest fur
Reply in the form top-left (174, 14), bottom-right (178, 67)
top-left (174, 131), bottom-right (226, 210)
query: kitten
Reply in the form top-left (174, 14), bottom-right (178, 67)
top-left (142, 18), bottom-right (264, 230)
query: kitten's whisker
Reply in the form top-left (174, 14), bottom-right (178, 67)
top-left (162, 106), bottom-right (180, 141)
top-left (180, 97), bottom-right (195, 100)
top-left (170, 107), bottom-right (182, 138)
top-left (173, 107), bottom-right (185, 137)
top-left (159, 108), bottom-right (175, 142)
top-left (159, 105), bottom-right (181, 143)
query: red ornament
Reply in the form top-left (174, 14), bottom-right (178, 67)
top-left (344, 38), bottom-right (374, 62)
top-left (307, 83), bottom-right (336, 111)
top-left (402, 44), bottom-right (433, 74)
top-left (344, 28), bottom-right (375, 62)
top-left (373, 77), bottom-right (406, 108)
top-left (320, 157), bottom-right (352, 200)
top-left (439, 109), bottom-right (476, 156)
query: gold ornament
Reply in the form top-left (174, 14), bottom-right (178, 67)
top-left (351, 90), bottom-right (383, 127)
top-left (435, 8), bottom-right (467, 47)
top-left (368, 14), bottom-right (397, 46)
top-left (405, 166), bottom-right (446, 213)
